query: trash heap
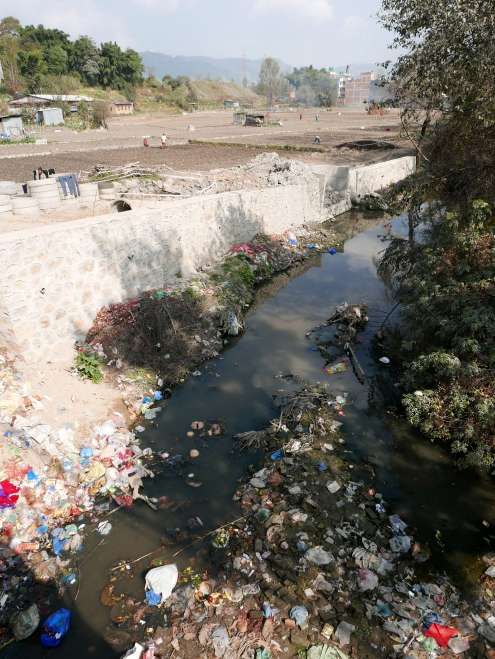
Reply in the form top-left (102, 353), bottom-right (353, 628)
top-left (0, 364), bottom-right (162, 634)
top-left (105, 386), bottom-right (488, 658)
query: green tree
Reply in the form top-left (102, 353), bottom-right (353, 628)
top-left (0, 16), bottom-right (21, 92)
top-left (17, 48), bottom-right (45, 92)
top-left (377, 0), bottom-right (495, 467)
top-left (44, 43), bottom-right (68, 75)
top-left (258, 57), bottom-right (283, 107)
top-left (70, 36), bottom-right (100, 86)
top-left (98, 42), bottom-right (143, 90)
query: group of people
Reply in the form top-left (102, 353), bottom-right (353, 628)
top-left (143, 133), bottom-right (168, 148)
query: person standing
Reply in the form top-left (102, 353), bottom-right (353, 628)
top-left (160, 133), bottom-right (168, 149)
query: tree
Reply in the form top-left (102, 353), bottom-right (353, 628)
top-left (98, 42), bottom-right (143, 91)
top-left (17, 49), bottom-right (45, 92)
top-left (44, 43), bottom-right (68, 75)
top-left (70, 36), bottom-right (100, 86)
top-left (0, 16), bottom-right (21, 92)
top-left (377, 0), bottom-right (495, 467)
top-left (287, 66), bottom-right (338, 107)
top-left (258, 57), bottom-right (283, 107)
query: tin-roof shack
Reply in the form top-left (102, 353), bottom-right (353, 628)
top-left (36, 107), bottom-right (64, 126)
top-left (0, 114), bottom-right (23, 138)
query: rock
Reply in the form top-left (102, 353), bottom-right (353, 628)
top-left (335, 621), bottom-right (355, 647)
top-left (305, 546), bottom-right (333, 566)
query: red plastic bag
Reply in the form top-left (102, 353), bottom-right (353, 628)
top-left (0, 480), bottom-right (20, 509)
top-left (425, 623), bottom-right (458, 647)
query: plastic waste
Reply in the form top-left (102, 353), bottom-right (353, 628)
top-left (325, 361), bottom-right (348, 375)
top-left (270, 449), bottom-right (284, 461)
top-left (255, 649), bottom-right (271, 659)
top-left (97, 521), bottom-right (112, 536)
top-left (40, 608), bottom-right (71, 648)
top-left (0, 480), bottom-right (19, 508)
top-left (289, 605), bottom-right (309, 628)
top-left (121, 643), bottom-right (144, 658)
top-left (145, 590), bottom-right (161, 606)
top-left (357, 568), bottom-right (378, 591)
top-left (389, 535), bottom-right (411, 553)
top-left (379, 356), bottom-right (391, 364)
top-left (144, 564), bottom-right (178, 604)
top-left (424, 623), bottom-right (459, 647)
top-left (307, 645), bottom-right (349, 659)
top-left (211, 625), bottom-right (229, 657)
top-left (10, 603), bottom-right (39, 640)
top-left (327, 481), bottom-right (341, 494)
top-left (335, 621), bottom-right (355, 647)
top-left (448, 637), bottom-right (470, 654)
top-left (328, 247), bottom-right (338, 255)
top-left (305, 546), bottom-right (333, 565)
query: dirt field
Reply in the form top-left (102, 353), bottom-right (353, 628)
top-left (0, 107), bottom-right (410, 182)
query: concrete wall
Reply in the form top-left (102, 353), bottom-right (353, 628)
top-left (310, 155), bottom-right (416, 200)
top-left (0, 180), bottom-right (322, 361)
top-left (0, 155), bottom-right (415, 363)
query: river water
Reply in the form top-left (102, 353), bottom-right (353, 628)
top-left (13, 212), bottom-right (495, 658)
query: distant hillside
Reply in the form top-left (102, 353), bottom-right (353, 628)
top-left (141, 52), bottom-right (290, 84)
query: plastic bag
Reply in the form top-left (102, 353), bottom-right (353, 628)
top-left (10, 604), bottom-right (39, 640)
top-left (0, 480), bottom-right (19, 508)
top-left (144, 564), bottom-right (178, 604)
top-left (424, 623), bottom-right (458, 647)
top-left (40, 608), bottom-right (71, 648)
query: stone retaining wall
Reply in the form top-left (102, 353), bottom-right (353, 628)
top-left (0, 155), bottom-right (415, 363)
top-left (0, 180), bottom-right (322, 361)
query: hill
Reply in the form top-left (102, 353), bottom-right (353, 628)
top-left (141, 52), bottom-right (290, 84)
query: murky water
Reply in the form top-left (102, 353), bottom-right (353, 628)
top-left (12, 212), bottom-right (495, 657)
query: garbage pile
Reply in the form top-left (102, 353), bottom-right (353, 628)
top-left (103, 386), bottom-right (488, 658)
top-left (0, 353), bottom-right (162, 636)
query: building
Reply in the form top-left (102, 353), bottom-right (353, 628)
top-left (36, 107), bottom-right (64, 126)
top-left (110, 101), bottom-right (134, 116)
top-left (9, 94), bottom-right (94, 112)
top-left (0, 114), bottom-right (23, 138)
top-left (342, 72), bottom-right (377, 106)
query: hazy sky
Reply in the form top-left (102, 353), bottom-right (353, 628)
top-left (7, 0), bottom-right (392, 67)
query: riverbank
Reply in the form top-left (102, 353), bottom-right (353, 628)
top-left (0, 217), bottom-right (349, 648)
top-left (100, 385), bottom-right (490, 658)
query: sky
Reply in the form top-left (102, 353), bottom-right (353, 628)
top-left (5, 0), bottom-right (392, 68)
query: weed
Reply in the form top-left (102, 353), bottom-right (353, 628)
top-left (74, 351), bottom-right (104, 384)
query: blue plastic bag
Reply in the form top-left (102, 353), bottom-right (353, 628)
top-left (40, 608), bottom-right (71, 648)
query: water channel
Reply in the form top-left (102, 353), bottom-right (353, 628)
top-left (12, 212), bottom-right (495, 658)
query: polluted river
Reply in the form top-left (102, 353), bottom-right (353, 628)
top-left (9, 212), bottom-right (495, 658)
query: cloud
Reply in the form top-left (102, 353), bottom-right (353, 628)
top-left (254, 0), bottom-right (333, 21)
